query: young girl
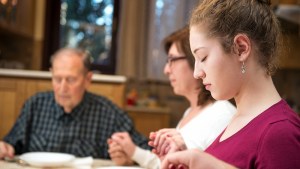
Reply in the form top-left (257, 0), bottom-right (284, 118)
top-left (161, 0), bottom-right (300, 168)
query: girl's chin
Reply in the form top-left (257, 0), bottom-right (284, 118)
top-left (211, 93), bottom-right (232, 101)
top-left (173, 89), bottom-right (185, 96)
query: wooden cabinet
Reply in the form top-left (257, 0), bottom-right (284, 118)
top-left (270, 0), bottom-right (300, 69)
top-left (0, 0), bottom-right (46, 70)
top-left (280, 33), bottom-right (300, 69)
top-left (0, 69), bottom-right (126, 139)
top-left (126, 106), bottom-right (171, 137)
top-left (0, 79), bottom-right (19, 139)
top-left (0, 0), bottom-right (45, 39)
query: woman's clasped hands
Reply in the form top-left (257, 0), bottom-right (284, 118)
top-left (148, 129), bottom-right (187, 160)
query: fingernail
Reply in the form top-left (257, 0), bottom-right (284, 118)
top-left (169, 164), bottom-right (176, 169)
top-left (178, 164), bottom-right (185, 169)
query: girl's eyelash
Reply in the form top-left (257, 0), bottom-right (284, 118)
top-left (201, 56), bottom-right (207, 62)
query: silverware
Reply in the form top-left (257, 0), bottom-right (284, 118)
top-left (4, 156), bottom-right (29, 166)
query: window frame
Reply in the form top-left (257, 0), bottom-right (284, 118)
top-left (42, 0), bottom-right (120, 74)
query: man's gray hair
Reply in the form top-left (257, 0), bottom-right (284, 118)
top-left (50, 47), bottom-right (92, 72)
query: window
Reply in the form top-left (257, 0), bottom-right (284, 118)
top-left (43, 0), bottom-right (119, 74)
top-left (113, 0), bottom-right (199, 80)
top-left (146, 0), bottom-right (199, 80)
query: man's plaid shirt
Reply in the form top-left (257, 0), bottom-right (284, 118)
top-left (4, 91), bottom-right (150, 158)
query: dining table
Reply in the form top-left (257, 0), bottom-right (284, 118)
top-left (0, 158), bottom-right (132, 169)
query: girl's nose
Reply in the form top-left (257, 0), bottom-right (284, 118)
top-left (193, 63), bottom-right (205, 79)
top-left (194, 70), bottom-right (205, 79)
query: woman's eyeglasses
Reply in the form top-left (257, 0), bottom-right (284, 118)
top-left (166, 56), bottom-right (186, 67)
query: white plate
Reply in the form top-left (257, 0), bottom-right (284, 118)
top-left (19, 152), bottom-right (75, 167)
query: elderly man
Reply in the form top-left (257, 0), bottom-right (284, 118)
top-left (0, 48), bottom-right (149, 159)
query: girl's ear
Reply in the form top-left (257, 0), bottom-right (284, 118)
top-left (233, 34), bottom-right (251, 61)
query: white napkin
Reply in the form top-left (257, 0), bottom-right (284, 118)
top-left (65, 156), bottom-right (94, 169)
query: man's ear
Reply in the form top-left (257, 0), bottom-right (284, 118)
top-left (86, 71), bottom-right (93, 84)
top-left (233, 34), bottom-right (251, 61)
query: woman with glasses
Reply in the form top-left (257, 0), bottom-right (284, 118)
top-left (107, 26), bottom-right (236, 169)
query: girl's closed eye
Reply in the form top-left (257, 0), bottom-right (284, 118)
top-left (201, 56), bottom-right (207, 62)
top-left (194, 50), bottom-right (207, 63)
top-left (195, 54), bottom-right (207, 62)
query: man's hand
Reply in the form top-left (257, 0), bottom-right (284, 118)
top-left (0, 141), bottom-right (15, 159)
top-left (110, 132), bottom-right (136, 157)
top-left (107, 138), bottom-right (134, 166)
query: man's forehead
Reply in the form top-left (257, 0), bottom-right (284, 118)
top-left (53, 53), bottom-right (83, 66)
top-left (52, 63), bottom-right (85, 76)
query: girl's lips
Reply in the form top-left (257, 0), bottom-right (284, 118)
top-left (205, 84), bottom-right (211, 90)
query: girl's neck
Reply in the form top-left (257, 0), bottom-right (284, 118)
top-left (235, 75), bottom-right (281, 118)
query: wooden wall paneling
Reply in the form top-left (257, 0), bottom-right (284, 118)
top-left (0, 91), bottom-right (17, 139)
top-left (280, 34), bottom-right (300, 69)
top-left (111, 84), bottom-right (125, 108)
top-left (88, 83), bottom-right (125, 108)
top-left (127, 111), bottom-right (170, 137)
top-left (35, 79), bottom-right (53, 92)
top-left (0, 78), bottom-right (18, 139)
top-left (15, 79), bottom-right (26, 118)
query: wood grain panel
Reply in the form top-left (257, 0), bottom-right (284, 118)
top-left (127, 111), bottom-right (170, 137)
top-left (88, 83), bottom-right (125, 108)
top-left (0, 91), bottom-right (17, 139)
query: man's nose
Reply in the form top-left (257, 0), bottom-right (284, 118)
top-left (60, 79), bottom-right (68, 91)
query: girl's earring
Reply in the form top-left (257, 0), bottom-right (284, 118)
top-left (241, 62), bottom-right (246, 74)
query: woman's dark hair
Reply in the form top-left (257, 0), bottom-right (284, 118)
top-left (163, 26), bottom-right (215, 106)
